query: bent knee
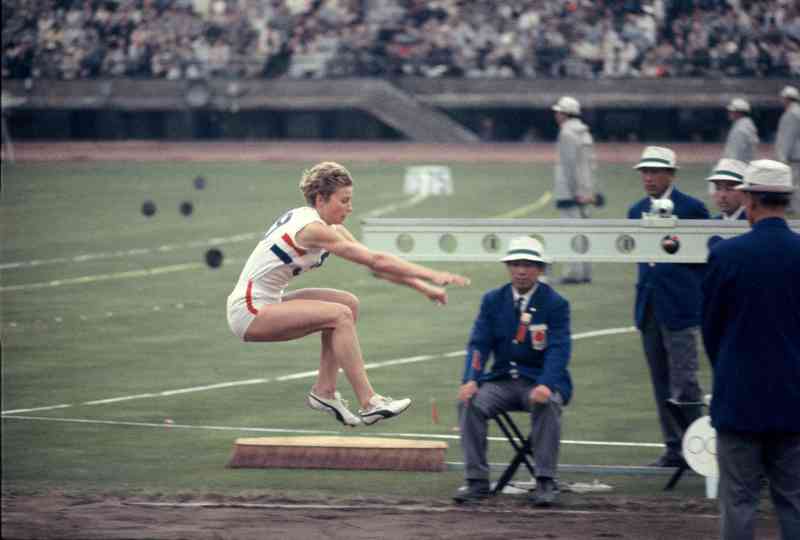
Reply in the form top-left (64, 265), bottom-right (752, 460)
top-left (341, 292), bottom-right (360, 321)
top-left (330, 302), bottom-right (356, 327)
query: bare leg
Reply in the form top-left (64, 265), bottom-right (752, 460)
top-left (318, 329), bottom-right (339, 395)
top-left (245, 288), bottom-right (374, 407)
top-left (319, 317), bottom-right (373, 407)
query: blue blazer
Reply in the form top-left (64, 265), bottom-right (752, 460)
top-left (627, 188), bottom-right (710, 330)
top-left (462, 282), bottom-right (573, 404)
top-left (702, 217), bottom-right (800, 433)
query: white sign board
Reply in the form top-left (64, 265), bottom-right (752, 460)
top-left (403, 166), bottom-right (453, 196)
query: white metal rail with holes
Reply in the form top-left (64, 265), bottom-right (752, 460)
top-left (361, 218), bottom-right (800, 263)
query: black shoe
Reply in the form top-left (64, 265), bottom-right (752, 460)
top-left (453, 479), bottom-right (490, 504)
top-left (649, 453), bottom-right (686, 468)
top-left (530, 477), bottom-right (559, 507)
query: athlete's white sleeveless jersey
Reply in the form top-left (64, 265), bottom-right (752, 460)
top-left (228, 206), bottom-right (330, 311)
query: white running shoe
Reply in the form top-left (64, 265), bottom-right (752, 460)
top-left (306, 390), bottom-right (362, 427)
top-left (358, 394), bottom-right (412, 425)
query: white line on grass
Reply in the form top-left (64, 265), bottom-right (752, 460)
top-left (0, 233), bottom-right (258, 271)
top-left (360, 192), bottom-right (430, 219)
top-left (0, 262), bottom-right (208, 292)
top-left (495, 191), bottom-right (553, 218)
top-left (0, 415), bottom-right (663, 448)
top-left (1, 326), bottom-right (636, 413)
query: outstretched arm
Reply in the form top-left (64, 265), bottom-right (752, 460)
top-left (371, 270), bottom-right (448, 305)
top-left (297, 222), bottom-right (470, 287)
top-left (332, 225), bottom-right (447, 303)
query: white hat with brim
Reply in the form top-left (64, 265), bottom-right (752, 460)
top-left (552, 96), bottom-right (581, 116)
top-left (735, 160), bottom-right (796, 193)
top-left (501, 236), bottom-right (548, 264)
top-left (781, 86), bottom-right (799, 100)
top-left (634, 146), bottom-right (678, 170)
top-left (726, 98), bottom-right (750, 113)
top-left (706, 158), bottom-right (747, 184)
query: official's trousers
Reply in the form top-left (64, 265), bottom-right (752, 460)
top-left (717, 431), bottom-right (800, 540)
top-left (458, 378), bottom-right (563, 481)
top-left (640, 302), bottom-right (703, 454)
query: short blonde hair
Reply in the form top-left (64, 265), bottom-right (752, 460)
top-left (299, 162), bottom-right (353, 206)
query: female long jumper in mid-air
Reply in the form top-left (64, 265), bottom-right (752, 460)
top-left (226, 161), bottom-right (470, 426)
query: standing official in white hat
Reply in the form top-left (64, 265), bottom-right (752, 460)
top-left (776, 86), bottom-right (800, 214)
top-left (627, 146), bottom-right (711, 468)
top-left (551, 96), bottom-right (596, 284)
top-left (723, 98), bottom-right (759, 163)
top-left (702, 160), bottom-right (800, 540)
top-left (454, 236), bottom-right (573, 507)
top-left (708, 98), bottom-right (759, 197)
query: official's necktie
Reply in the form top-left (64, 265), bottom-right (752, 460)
top-left (513, 297), bottom-right (530, 343)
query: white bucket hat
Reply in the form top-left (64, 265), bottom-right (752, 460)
top-left (501, 236), bottom-right (548, 264)
top-left (727, 98), bottom-right (750, 113)
top-left (780, 86), bottom-right (799, 100)
top-left (552, 96), bottom-right (581, 116)
top-left (706, 158), bottom-right (747, 184)
top-left (735, 160), bottom-right (796, 193)
top-left (634, 146), bottom-right (678, 170)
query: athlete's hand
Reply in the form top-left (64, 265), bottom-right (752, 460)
top-left (411, 277), bottom-right (448, 305)
top-left (432, 271), bottom-right (471, 287)
top-left (424, 285), bottom-right (448, 305)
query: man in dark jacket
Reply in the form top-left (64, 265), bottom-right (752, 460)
top-left (627, 146), bottom-right (710, 467)
top-left (707, 158), bottom-right (748, 221)
top-left (702, 160), bottom-right (800, 540)
top-left (454, 236), bottom-right (572, 507)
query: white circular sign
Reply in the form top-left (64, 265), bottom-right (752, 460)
top-left (682, 415), bottom-right (718, 478)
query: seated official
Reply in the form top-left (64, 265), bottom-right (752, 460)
top-left (453, 236), bottom-right (573, 506)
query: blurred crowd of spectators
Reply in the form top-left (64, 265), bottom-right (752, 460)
top-left (3, 0), bottom-right (799, 81)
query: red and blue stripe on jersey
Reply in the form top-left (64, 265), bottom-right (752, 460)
top-left (270, 233), bottom-right (307, 264)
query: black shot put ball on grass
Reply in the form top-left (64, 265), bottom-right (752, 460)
top-left (205, 248), bottom-right (224, 268)
top-left (180, 201), bottom-right (194, 216)
top-left (141, 200), bottom-right (157, 217)
top-left (194, 176), bottom-right (206, 190)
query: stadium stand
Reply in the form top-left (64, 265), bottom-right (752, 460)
top-left (3, 0), bottom-right (799, 81)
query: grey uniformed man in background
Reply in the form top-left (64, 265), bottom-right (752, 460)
top-left (709, 98), bottom-right (759, 196)
top-left (776, 85), bottom-right (800, 215)
top-left (552, 96), bottom-right (596, 284)
top-left (723, 98), bottom-right (759, 163)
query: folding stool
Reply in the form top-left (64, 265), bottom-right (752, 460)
top-left (491, 410), bottom-right (537, 495)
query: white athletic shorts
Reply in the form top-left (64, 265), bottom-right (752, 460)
top-left (226, 287), bottom-right (280, 341)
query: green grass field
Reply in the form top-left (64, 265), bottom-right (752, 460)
top-left (1, 159), bottom-right (718, 498)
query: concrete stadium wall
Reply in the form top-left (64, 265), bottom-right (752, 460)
top-left (2, 78), bottom-right (789, 142)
